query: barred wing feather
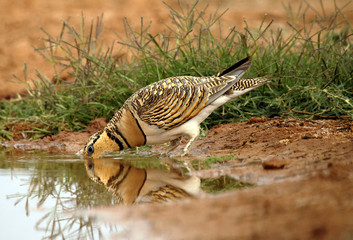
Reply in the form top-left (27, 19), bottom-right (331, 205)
top-left (131, 78), bottom-right (209, 129)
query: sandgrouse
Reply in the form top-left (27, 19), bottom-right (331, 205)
top-left (83, 57), bottom-right (269, 158)
top-left (85, 158), bottom-right (201, 204)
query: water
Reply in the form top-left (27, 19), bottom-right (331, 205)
top-left (0, 151), bottom-right (117, 239)
top-left (0, 150), bottom-right (250, 239)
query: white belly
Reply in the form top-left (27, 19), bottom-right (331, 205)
top-left (139, 95), bottom-right (231, 145)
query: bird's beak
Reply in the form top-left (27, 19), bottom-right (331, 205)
top-left (76, 148), bottom-right (84, 157)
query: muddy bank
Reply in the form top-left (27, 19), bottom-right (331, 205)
top-left (3, 118), bottom-right (352, 161)
top-left (1, 118), bottom-right (107, 154)
top-left (3, 117), bottom-right (352, 187)
top-left (3, 118), bottom-right (352, 170)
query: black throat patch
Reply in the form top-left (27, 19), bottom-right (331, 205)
top-left (106, 130), bottom-right (124, 150)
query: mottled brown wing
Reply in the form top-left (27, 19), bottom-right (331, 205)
top-left (130, 77), bottom-right (210, 129)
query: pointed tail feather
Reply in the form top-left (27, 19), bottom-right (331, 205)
top-left (215, 56), bottom-right (252, 77)
top-left (207, 57), bottom-right (252, 106)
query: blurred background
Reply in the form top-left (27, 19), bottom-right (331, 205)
top-left (0, 0), bottom-right (352, 99)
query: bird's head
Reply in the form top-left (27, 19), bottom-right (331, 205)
top-left (83, 129), bottom-right (123, 158)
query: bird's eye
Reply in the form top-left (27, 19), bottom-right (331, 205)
top-left (87, 144), bottom-right (94, 155)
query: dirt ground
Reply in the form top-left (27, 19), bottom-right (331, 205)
top-left (1, 0), bottom-right (353, 239)
top-left (1, 0), bottom-right (353, 99)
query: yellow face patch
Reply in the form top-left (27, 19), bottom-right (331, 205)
top-left (84, 130), bottom-right (121, 158)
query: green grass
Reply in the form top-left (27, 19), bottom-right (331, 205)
top-left (192, 155), bottom-right (234, 170)
top-left (200, 175), bottom-right (254, 194)
top-left (190, 155), bottom-right (253, 193)
top-left (0, 1), bottom-right (352, 140)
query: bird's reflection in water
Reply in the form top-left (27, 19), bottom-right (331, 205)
top-left (84, 158), bottom-right (201, 205)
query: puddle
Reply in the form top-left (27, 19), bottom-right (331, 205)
top-left (0, 150), bottom-right (249, 239)
top-left (0, 151), bottom-right (117, 239)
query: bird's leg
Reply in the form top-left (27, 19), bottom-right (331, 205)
top-left (166, 128), bottom-right (200, 157)
top-left (163, 133), bottom-right (199, 173)
top-left (180, 132), bottom-right (199, 157)
top-left (161, 136), bottom-right (183, 156)
top-left (180, 135), bottom-right (199, 173)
